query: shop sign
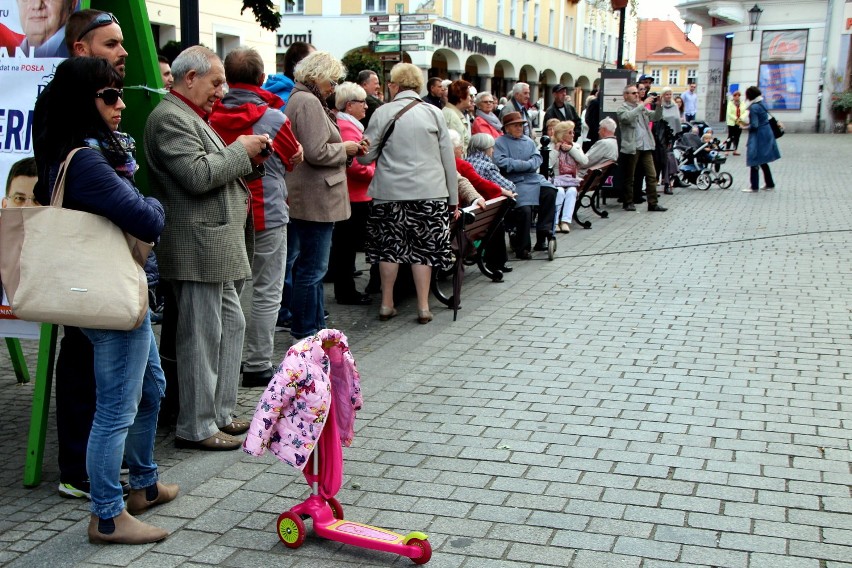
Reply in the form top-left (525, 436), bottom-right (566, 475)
top-left (432, 24), bottom-right (496, 56)
top-left (277, 30), bottom-right (312, 48)
top-left (760, 30), bottom-right (808, 62)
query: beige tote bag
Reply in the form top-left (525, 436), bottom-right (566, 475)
top-left (0, 148), bottom-right (151, 330)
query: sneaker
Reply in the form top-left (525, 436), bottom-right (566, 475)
top-left (741, 188), bottom-right (758, 192)
top-left (762, 186), bottom-right (775, 191)
top-left (59, 480), bottom-right (130, 499)
top-left (58, 480), bottom-right (91, 499)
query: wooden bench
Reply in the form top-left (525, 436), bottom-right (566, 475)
top-left (572, 161), bottom-right (616, 229)
top-left (431, 196), bottom-right (514, 320)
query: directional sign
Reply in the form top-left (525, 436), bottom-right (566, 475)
top-left (401, 14), bottom-right (430, 22)
top-left (373, 43), bottom-right (422, 52)
top-left (370, 25), bottom-right (391, 32)
top-left (368, 15), bottom-right (390, 23)
top-left (379, 54), bottom-right (401, 61)
top-left (401, 23), bottom-right (432, 31)
top-left (376, 32), bottom-right (426, 41)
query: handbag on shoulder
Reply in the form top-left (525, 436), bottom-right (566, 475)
top-left (767, 109), bottom-right (785, 139)
top-left (0, 148), bottom-right (151, 330)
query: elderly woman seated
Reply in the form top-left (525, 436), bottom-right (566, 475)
top-left (493, 112), bottom-right (558, 260)
top-left (471, 92), bottom-right (502, 139)
top-left (548, 120), bottom-right (588, 234)
top-left (449, 130), bottom-right (513, 274)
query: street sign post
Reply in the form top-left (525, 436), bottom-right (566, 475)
top-left (401, 14), bottom-right (429, 21)
top-left (379, 54), bottom-right (400, 61)
top-left (368, 15), bottom-right (390, 22)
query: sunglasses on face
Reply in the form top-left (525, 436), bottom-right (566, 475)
top-left (95, 88), bottom-right (123, 106)
top-left (76, 12), bottom-right (120, 42)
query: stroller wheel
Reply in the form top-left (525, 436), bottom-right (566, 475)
top-left (696, 172), bottom-right (712, 191)
top-left (718, 172), bottom-right (733, 189)
top-left (326, 497), bottom-right (344, 519)
top-left (277, 511), bottom-right (306, 548)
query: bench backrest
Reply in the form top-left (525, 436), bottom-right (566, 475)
top-left (460, 196), bottom-right (509, 241)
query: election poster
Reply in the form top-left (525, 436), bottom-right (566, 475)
top-left (0, 0), bottom-right (81, 338)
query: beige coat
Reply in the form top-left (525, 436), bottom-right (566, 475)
top-left (284, 83), bottom-right (351, 223)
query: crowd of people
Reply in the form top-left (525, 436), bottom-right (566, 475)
top-left (4, 8), bottom-right (782, 547)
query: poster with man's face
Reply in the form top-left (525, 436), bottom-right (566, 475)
top-left (0, 0), bottom-right (78, 338)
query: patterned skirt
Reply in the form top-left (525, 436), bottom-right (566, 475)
top-left (365, 200), bottom-right (452, 269)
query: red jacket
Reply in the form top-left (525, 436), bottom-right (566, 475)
top-left (456, 158), bottom-right (501, 200)
top-left (471, 116), bottom-right (502, 139)
top-left (0, 23), bottom-right (24, 52)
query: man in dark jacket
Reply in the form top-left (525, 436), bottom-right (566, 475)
top-left (543, 84), bottom-right (581, 139)
top-left (358, 69), bottom-right (383, 128)
top-left (423, 76), bottom-right (445, 108)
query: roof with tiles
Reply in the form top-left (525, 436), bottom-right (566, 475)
top-left (636, 18), bottom-right (700, 62)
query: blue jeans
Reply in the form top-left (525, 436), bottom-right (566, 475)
top-left (279, 226), bottom-right (297, 323)
top-left (288, 218), bottom-right (333, 339)
top-left (82, 313), bottom-right (166, 519)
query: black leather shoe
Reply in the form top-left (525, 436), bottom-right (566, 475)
top-left (499, 264), bottom-right (513, 273)
top-left (336, 293), bottom-right (373, 306)
top-left (648, 204), bottom-right (668, 212)
top-left (242, 367), bottom-right (274, 388)
top-left (516, 251), bottom-right (532, 260)
top-left (533, 242), bottom-right (547, 252)
top-left (635, 197), bottom-right (647, 204)
top-left (623, 205), bottom-right (636, 211)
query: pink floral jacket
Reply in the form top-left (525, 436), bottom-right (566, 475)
top-left (242, 329), bottom-right (362, 470)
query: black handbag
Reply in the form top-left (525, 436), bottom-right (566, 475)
top-left (768, 111), bottom-right (785, 139)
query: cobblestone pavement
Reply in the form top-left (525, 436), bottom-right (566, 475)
top-left (1, 133), bottom-right (850, 568)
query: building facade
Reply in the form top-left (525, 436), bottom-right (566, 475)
top-left (636, 19), bottom-right (699, 93)
top-left (276, 0), bottom-right (637, 110)
top-left (677, 0), bottom-right (851, 132)
top-left (147, 0), bottom-right (278, 73)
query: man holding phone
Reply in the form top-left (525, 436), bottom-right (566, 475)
top-left (617, 85), bottom-right (667, 212)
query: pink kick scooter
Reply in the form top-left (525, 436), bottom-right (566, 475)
top-left (276, 442), bottom-right (432, 564)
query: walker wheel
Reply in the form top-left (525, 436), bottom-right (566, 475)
top-left (277, 511), bottom-right (306, 548)
top-left (326, 497), bottom-right (344, 519)
top-left (407, 537), bottom-right (432, 565)
top-left (547, 237), bottom-right (556, 261)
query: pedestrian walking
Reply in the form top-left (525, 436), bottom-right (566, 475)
top-left (742, 86), bottom-right (781, 192)
top-left (725, 90), bottom-right (748, 155)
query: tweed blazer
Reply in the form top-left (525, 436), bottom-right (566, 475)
top-left (283, 83), bottom-right (351, 223)
top-left (143, 93), bottom-right (254, 283)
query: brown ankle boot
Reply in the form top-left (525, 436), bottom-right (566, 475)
top-left (126, 482), bottom-right (179, 515)
top-left (88, 509), bottom-right (168, 544)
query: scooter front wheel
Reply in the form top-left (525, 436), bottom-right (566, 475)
top-left (277, 511), bottom-right (306, 549)
top-left (407, 537), bottom-right (432, 565)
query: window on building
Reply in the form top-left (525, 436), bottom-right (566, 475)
top-left (668, 68), bottom-right (680, 85)
top-left (476, 0), bottom-right (484, 26)
top-left (651, 68), bottom-right (661, 83)
top-left (444, 0), bottom-right (452, 17)
top-left (592, 30), bottom-right (597, 59)
top-left (564, 16), bottom-right (574, 52)
top-left (583, 27), bottom-right (589, 57)
top-left (534, 4), bottom-right (540, 40)
top-left (366, 0), bottom-right (387, 13)
top-left (216, 32), bottom-right (240, 61)
top-left (688, 68), bottom-right (697, 80)
top-left (510, 0), bottom-right (517, 33)
top-left (549, 9), bottom-right (554, 46)
top-left (284, 0), bottom-right (304, 13)
top-left (522, 1), bottom-right (528, 37)
top-left (497, 0), bottom-right (504, 32)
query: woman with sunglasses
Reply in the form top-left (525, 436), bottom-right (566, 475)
top-left (43, 57), bottom-right (177, 545)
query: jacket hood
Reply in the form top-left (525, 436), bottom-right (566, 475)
top-left (262, 74), bottom-right (295, 99)
top-left (210, 86), bottom-right (276, 134)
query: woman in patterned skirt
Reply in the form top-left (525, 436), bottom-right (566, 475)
top-left (358, 63), bottom-right (459, 324)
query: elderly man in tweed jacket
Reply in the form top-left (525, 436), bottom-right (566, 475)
top-left (144, 46), bottom-right (271, 451)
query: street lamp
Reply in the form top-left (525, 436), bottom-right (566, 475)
top-left (748, 4), bottom-right (763, 42)
top-left (683, 20), bottom-right (694, 43)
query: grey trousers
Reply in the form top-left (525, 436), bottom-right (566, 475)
top-left (171, 280), bottom-right (245, 441)
top-left (243, 225), bottom-right (287, 373)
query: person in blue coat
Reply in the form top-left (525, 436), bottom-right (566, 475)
top-left (742, 86), bottom-right (781, 192)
